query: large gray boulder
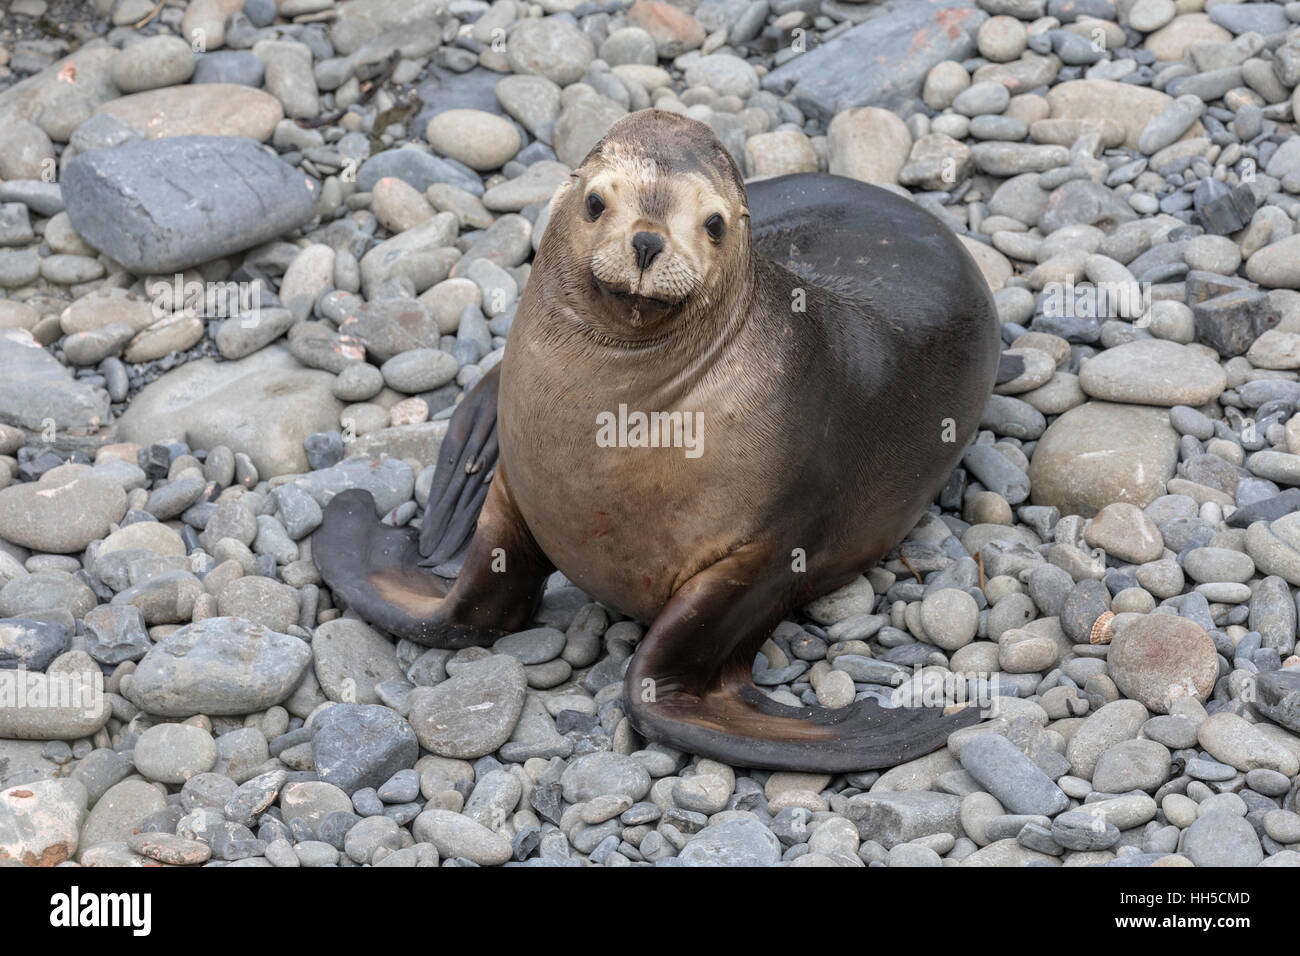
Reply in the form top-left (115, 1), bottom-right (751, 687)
top-left (115, 345), bottom-right (343, 477)
top-left (61, 135), bottom-right (317, 274)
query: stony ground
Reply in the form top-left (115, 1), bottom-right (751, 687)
top-left (1, 0), bottom-right (1300, 869)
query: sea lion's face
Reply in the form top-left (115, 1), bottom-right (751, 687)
top-left (580, 144), bottom-right (736, 310)
top-left (548, 112), bottom-right (748, 329)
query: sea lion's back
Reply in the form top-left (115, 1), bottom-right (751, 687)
top-left (748, 173), bottom-right (996, 339)
top-left (747, 173), bottom-right (998, 415)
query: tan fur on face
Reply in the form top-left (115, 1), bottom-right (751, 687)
top-left (558, 111), bottom-right (749, 310)
top-left (585, 166), bottom-right (729, 305)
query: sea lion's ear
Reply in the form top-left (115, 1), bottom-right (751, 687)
top-left (548, 172), bottom-right (579, 219)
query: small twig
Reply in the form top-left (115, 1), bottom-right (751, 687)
top-left (899, 555), bottom-right (923, 585)
top-left (297, 50), bottom-right (401, 128)
top-left (133, 0), bottom-right (166, 29)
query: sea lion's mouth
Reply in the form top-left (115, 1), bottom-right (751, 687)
top-left (593, 276), bottom-right (681, 311)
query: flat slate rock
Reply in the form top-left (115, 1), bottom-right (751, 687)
top-left (0, 473), bottom-right (127, 554)
top-left (62, 135), bottom-right (317, 274)
top-left (762, 0), bottom-right (985, 124)
top-left (0, 328), bottom-right (112, 436)
top-left (1227, 489), bottom-right (1300, 528)
top-left (355, 149), bottom-right (484, 198)
top-left (290, 456), bottom-right (415, 516)
top-left (413, 65), bottom-right (506, 132)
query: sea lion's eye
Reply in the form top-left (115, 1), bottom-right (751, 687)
top-left (704, 213), bottom-right (725, 242)
top-left (586, 193), bottom-right (605, 220)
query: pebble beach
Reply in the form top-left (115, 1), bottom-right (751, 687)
top-left (1, 0), bottom-right (1300, 871)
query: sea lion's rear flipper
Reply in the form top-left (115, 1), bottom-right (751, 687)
top-left (417, 364), bottom-right (501, 575)
top-left (624, 554), bottom-right (982, 772)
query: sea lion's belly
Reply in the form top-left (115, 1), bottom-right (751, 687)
top-left (501, 394), bottom-right (768, 622)
top-left (496, 316), bottom-right (986, 622)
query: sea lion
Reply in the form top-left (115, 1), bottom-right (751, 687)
top-left (313, 109), bottom-right (1001, 772)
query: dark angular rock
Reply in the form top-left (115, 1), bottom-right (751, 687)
top-left (303, 431), bottom-right (344, 471)
top-left (16, 448), bottom-right (66, 483)
top-left (996, 352), bottom-right (1026, 385)
top-left (1254, 669), bottom-right (1300, 733)
top-left (1038, 179), bottom-right (1138, 234)
top-left (1191, 289), bottom-right (1277, 357)
top-left (1228, 489), bottom-right (1300, 528)
top-left (1193, 178), bottom-right (1256, 236)
top-left (82, 604), bottom-right (151, 665)
top-left (311, 703), bottom-right (420, 794)
top-left (1185, 269), bottom-right (1257, 305)
top-left (0, 618), bottom-right (70, 670)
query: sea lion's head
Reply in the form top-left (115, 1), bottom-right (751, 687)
top-left (545, 109), bottom-right (750, 332)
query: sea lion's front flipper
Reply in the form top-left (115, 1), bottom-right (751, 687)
top-left (313, 469), bottom-right (555, 646)
top-left (624, 552), bottom-right (982, 772)
top-left (313, 488), bottom-right (454, 641)
top-left (418, 363), bottom-right (500, 574)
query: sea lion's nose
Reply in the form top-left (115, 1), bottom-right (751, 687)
top-left (632, 231), bottom-right (665, 271)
